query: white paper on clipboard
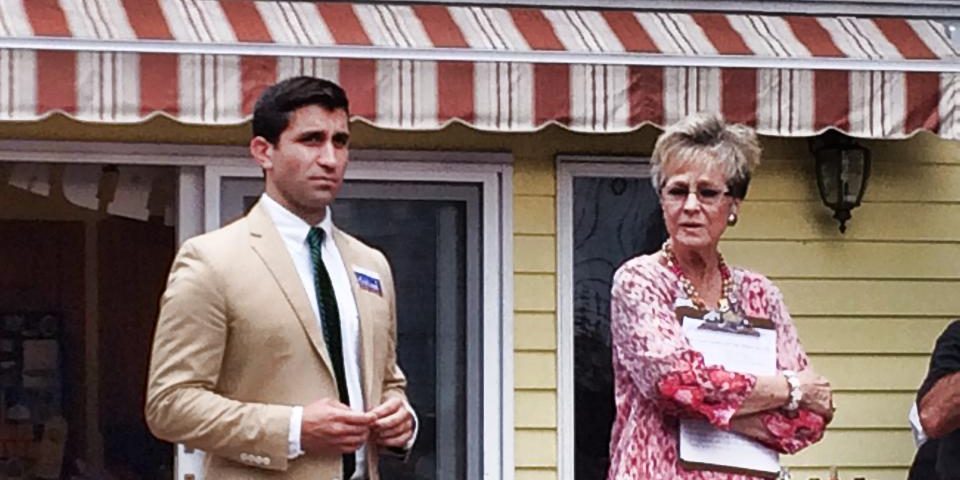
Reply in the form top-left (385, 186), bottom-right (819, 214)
top-left (679, 315), bottom-right (780, 477)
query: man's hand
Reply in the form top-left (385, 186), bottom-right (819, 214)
top-left (301, 398), bottom-right (377, 454)
top-left (369, 397), bottom-right (415, 449)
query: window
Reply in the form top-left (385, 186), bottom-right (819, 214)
top-left (558, 160), bottom-right (667, 479)
top-left (204, 158), bottom-right (512, 479)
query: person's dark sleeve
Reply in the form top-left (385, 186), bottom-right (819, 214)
top-left (917, 320), bottom-right (960, 403)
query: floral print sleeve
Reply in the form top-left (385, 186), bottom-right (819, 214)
top-left (759, 409), bottom-right (826, 453)
top-left (742, 274), bottom-right (828, 453)
top-left (611, 256), bottom-right (757, 429)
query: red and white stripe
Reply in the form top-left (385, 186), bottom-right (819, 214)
top-left (941, 74), bottom-right (960, 140)
top-left (60, 0), bottom-right (137, 41)
top-left (0, 0), bottom-right (955, 139)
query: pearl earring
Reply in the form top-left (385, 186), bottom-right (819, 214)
top-left (727, 212), bottom-right (738, 226)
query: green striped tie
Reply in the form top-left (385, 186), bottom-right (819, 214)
top-left (306, 227), bottom-right (355, 478)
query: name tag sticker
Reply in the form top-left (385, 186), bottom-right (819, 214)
top-left (353, 266), bottom-right (382, 296)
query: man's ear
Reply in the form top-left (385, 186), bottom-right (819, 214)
top-left (250, 136), bottom-right (274, 170)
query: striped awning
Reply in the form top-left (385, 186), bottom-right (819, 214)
top-left (1, 1), bottom-right (958, 139)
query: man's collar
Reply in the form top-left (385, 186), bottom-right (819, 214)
top-left (259, 193), bottom-right (334, 241)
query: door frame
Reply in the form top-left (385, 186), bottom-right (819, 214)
top-left (556, 156), bottom-right (652, 480)
top-left (203, 159), bottom-right (514, 479)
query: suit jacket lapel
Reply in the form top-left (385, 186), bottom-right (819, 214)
top-left (247, 201), bottom-right (335, 376)
top-left (332, 227), bottom-right (377, 407)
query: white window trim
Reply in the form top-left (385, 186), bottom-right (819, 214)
top-left (556, 156), bottom-right (652, 480)
top-left (0, 141), bottom-right (515, 480)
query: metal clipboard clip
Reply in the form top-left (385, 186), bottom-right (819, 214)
top-left (697, 309), bottom-right (760, 337)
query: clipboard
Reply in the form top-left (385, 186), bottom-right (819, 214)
top-left (675, 305), bottom-right (781, 479)
top-left (675, 306), bottom-right (776, 331)
top-left (679, 456), bottom-right (780, 479)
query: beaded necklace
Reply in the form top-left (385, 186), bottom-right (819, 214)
top-left (662, 240), bottom-right (735, 314)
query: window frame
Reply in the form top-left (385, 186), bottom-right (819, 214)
top-left (205, 157), bottom-right (515, 480)
top-left (556, 156), bottom-right (653, 480)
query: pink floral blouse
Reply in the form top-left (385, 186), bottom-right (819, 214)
top-left (608, 254), bottom-right (826, 480)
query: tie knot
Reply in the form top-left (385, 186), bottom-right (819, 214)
top-left (306, 227), bottom-right (325, 251)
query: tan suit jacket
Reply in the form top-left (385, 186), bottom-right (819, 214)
top-left (145, 201), bottom-right (408, 479)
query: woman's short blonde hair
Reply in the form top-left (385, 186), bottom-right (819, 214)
top-left (650, 113), bottom-right (761, 199)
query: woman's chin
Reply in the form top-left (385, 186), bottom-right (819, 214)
top-left (671, 233), bottom-right (714, 250)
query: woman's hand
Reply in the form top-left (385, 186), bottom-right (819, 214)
top-left (731, 410), bottom-right (827, 454)
top-left (798, 369), bottom-right (834, 422)
top-left (730, 414), bottom-right (776, 445)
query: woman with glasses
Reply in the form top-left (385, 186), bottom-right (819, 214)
top-left (608, 113), bottom-right (834, 479)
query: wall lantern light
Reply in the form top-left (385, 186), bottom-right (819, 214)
top-left (810, 131), bottom-right (871, 234)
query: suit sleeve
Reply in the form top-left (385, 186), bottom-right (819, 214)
top-left (144, 240), bottom-right (293, 472)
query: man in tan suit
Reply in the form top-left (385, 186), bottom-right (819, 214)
top-left (145, 77), bottom-right (415, 480)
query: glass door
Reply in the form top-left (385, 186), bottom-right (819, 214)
top-left (213, 172), bottom-right (487, 480)
top-left (558, 162), bottom-right (667, 480)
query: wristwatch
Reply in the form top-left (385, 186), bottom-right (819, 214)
top-left (782, 370), bottom-right (802, 411)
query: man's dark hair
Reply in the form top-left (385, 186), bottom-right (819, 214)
top-left (252, 76), bottom-right (350, 145)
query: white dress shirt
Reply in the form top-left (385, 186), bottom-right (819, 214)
top-left (260, 194), bottom-right (368, 479)
top-left (910, 401), bottom-right (928, 448)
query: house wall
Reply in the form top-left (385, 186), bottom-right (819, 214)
top-left (499, 130), bottom-right (960, 480)
top-left (724, 132), bottom-right (960, 480)
top-left (2, 116), bottom-right (958, 479)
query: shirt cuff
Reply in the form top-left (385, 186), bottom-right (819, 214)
top-left (288, 406), bottom-right (305, 459)
top-left (403, 400), bottom-right (419, 451)
top-left (910, 401), bottom-right (928, 447)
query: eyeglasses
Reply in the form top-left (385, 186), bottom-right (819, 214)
top-left (660, 185), bottom-right (732, 206)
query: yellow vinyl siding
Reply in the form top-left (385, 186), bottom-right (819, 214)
top-left (828, 392), bottom-right (916, 429)
top-left (516, 196), bottom-right (557, 235)
top-left (788, 468), bottom-right (911, 480)
top-left (730, 202), bottom-right (960, 241)
top-left (514, 236), bottom-right (557, 273)
top-left (515, 468), bottom-right (561, 480)
top-left (775, 280), bottom-right (960, 316)
top-left (515, 152), bottom-right (560, 477)
top-left (790, 430), bottom-right (916, 465)
top-left (514, 274), bottom-right (557, 312)
top-left (515, 313), bottom-right (557, 351)
top-left (516, 391), bottom-right (558, 428)
top-left (516, 429), bottom-right (559, 467)
top-left (794, 318), bottom-right (953, 354)
top-left (807, 355), bottom-right (927, 391)
top-left (722, 242), bottom-right (960, 280)
top-left (724, 137), bottom-right (960, 478)
top-left (515, 352), bottom-right (558, 389)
